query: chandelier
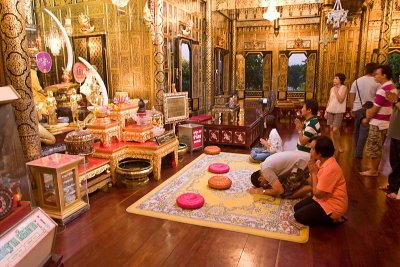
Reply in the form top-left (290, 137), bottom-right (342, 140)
top-left (112, 0), bottom-right (129, 8)
top-left (45, 25), bottom-right (64, 56)
top-left (326, 0), bottom-right (348, 39)
top-left (262, 0), bottom-right (281, 22)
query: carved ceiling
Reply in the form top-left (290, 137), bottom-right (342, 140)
top-left (214, 0), bottom-right (366, 16)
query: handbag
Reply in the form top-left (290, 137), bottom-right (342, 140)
top-left (355, 79), bottom-right (373, 117)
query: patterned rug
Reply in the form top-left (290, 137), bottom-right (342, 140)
top-left (126, 152), bottom-right (309, 243)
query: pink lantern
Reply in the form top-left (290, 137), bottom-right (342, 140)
top-left (73, 62), bottom-right (87, 83)
top-left (36, 52), bottom-right (52, 73)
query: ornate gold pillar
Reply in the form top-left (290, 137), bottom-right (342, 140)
top-left (231, 18), bottom-right (237, 95)
top-left (153, 0), bottom-right (165, 111)
top-left (0, 0), bottom-right (41, 161)
top-left (317, 2), bottom-right (332, 105)
top-left (356, 3), bottom-right (372, 77)
top-left (205, 0), bottom-right (213, 111)
top-left (376, 0), bottom-right (394, 64)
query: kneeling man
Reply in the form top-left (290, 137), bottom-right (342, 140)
top-left (249, 150), bottom-right (312, 198)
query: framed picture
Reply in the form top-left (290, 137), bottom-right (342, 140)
top-left (163, 92), bottom-right (189, 124)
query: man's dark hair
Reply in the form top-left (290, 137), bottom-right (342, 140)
top-left (251, 170), bottom-right (261, 188)
top-left (376, 64), bottom-right (393, 80)
top-left (335, 73), bottom-right (346, 85)
top-left (310, 135), bottom-right (335, 158)
top-left (365, 62), bottom-right (378, 75)
top-left (304, 99), bottom-right (318, 116)
top-left (265, 115), bottom-right (277, 129)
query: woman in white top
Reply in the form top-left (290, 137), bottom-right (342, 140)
top-left (325, 73), bottom-right (348, 153)
top-left (249, 115), bottom-right (283, 163)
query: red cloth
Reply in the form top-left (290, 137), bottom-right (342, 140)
top-left (187, 115), bottom-right (212, 122)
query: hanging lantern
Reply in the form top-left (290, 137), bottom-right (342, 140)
top-left (45, 25), bottom-right (64, 56)
top-left (112, 0), bottom-right (130, 8)
top-left (326, 0), bottom-right (348, 39)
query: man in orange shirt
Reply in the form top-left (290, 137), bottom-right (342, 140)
top-left (294, 136), bottom-right (348, 226)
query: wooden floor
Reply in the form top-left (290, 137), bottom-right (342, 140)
top-left (54, 120), bottom-right (400, 267)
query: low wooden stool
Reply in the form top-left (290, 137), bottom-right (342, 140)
top-left (87, 121), bottom-right (120, 147)
top-left (122, 124), bottom-right (153, 143)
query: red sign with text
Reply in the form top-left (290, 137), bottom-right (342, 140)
top-left (192, 127), bottom-right (203, 149)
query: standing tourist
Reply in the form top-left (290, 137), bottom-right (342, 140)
top-left (349, 63), bottom-right (380, 158)
top-left (361, 65), bottom-right (397, 176)
top-left (325, 73), bottom-right (348, 153)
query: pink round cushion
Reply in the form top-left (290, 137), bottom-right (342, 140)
top-left (176, 193), bottom-right (204, 209)
top-left (204, 146), bottom-right (221, 155)
top-left (208, 176), bottom-right (232, 190)
top-left (208, 163), bottom-right (230, 174)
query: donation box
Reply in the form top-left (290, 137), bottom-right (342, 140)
top-left (178, 123), bottom-right (204, 153)
top-left (26, 154), bottom-right (88, 225)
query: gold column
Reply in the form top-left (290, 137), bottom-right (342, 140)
top-left (376, 0), bottom-right (394, 64)
top-left (0, 0), bottom-right (41, 161)
top-left (356, 3), bottom-right (372, 77)
top-left (317, 2), bottom-right (331, 104)
top-left (205, 0), bottom-right (213, 111)
top-left (153, 0), bottom-right (165, 111)
top-left (231, 18), bottom-right (237, 95)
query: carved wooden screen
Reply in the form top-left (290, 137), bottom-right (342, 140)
top-left (192, 43), bottom-right (200, 111)
top-left (73, 34), bottom-right (108, 88)
top-left (263, 52), bottom-right (272, 98)
top-left (305, 51), bottom-right (317, 99)
top-left (278, 52), bottom-right (288, 100)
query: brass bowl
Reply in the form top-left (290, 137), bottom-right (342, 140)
top-left (116, 158), bottom-right (152, 188)
top-left (178, 143), bottom-right (188, 162)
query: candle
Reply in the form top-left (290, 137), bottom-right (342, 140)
top-left (15, 193), bottom-right (21, 207)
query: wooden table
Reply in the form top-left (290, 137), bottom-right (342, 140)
top-left (92, 139), bottom-right (178, 183)
top-left (212, 104), bottom-right (240, 123)
top-left (78, 157), bottom-right (111, 194)
top-left (87, 120), bottom-right (120, 147)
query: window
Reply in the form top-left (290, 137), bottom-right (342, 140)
top-left (287, 53), bottom-right (307, 91)
top-left (245, 53), bottom-right (263, 91)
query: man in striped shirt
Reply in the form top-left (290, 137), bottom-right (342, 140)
top-left (294, 99), bottom-right (321, 153)
top-left (360, 65), bottom-right (397, 177)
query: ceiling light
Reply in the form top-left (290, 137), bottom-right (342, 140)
top-left (263, 0), bottom-right (280, 22)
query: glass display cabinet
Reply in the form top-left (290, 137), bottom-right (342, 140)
top-left (26, 154), bottom-right (88, 225)
top-left (0, 86), bottom-right (33, 235)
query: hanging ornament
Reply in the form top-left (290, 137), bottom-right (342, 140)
top-left (326, 0), bottom-right (348, 30)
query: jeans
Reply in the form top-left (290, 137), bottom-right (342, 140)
top-left (294, 196), bottom-right (333, 226)
top-left (250, 148), bottom-right (271, 162)
top-left (353, 109), bottom-right (369, 158)
top-left (388, 138), bottom-right (400, 194)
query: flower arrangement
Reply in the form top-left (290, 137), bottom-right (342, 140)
top-left (113, 96), bottom-right (130, 106)
top-left (87, 105), bottom-right (112, 117)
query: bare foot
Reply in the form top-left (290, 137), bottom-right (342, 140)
top-left (359, 170), bottom-right (379, 177)
top-left (249, 156), bottom-right (260, 163)
top-left (288, 218), bottom-right (307, 230)
top-left (333, 215), bottom-right (348, 224)
top-left (386, 193), bottom-right (398, 199)
top-left (379, 185), bottom-right (389, 191)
